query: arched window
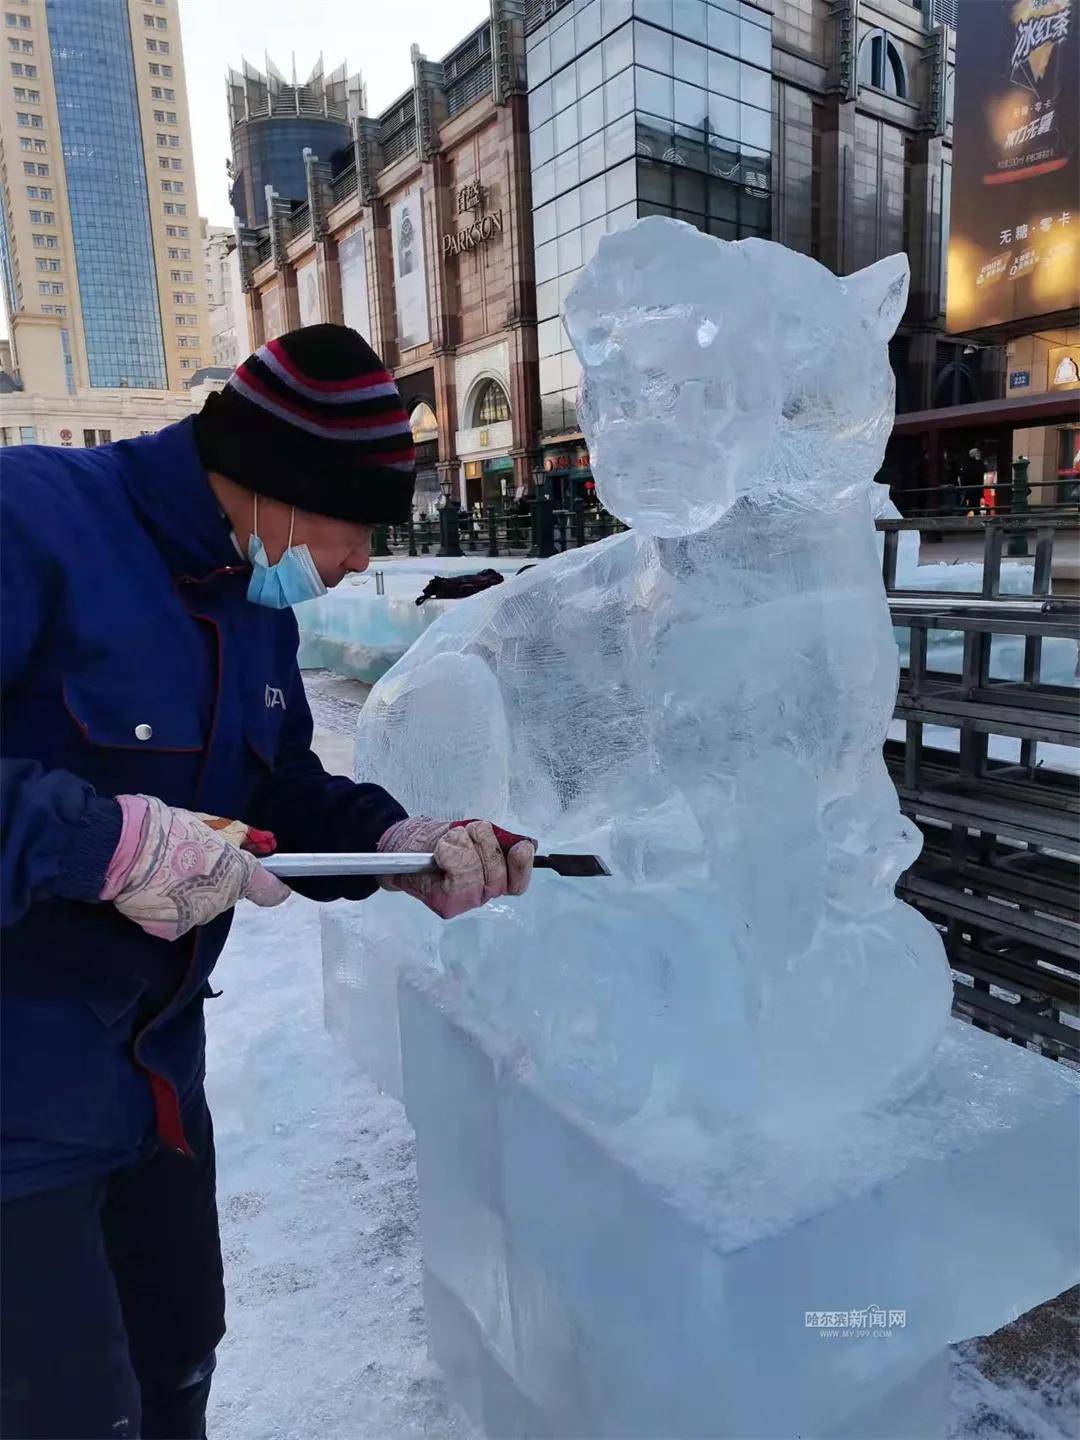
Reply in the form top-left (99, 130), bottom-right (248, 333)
top-left (473, 379), bottom-right (511, 426)
top-left (857, 30), bottom-right (908, 99)
top-left (409, 400), bottom-right (438, 444)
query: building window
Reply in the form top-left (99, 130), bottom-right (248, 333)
top-left (83, 429), bottom-right (97, 447)
top-left (148, 60), bottom-right (159, 73)
top-left (170, 158), bottom-right (182, 170)
top-left (857, 30), bottom-right (907, 98)
top-left (19, 426), bottom-right (37, 444)
top-left (157, 39), bottom-right (169, 53)
top-left (155, 15), bottom-right (167, 27)
top-left (143, 11), bottom-right (155, 24)
top-left (146, 37), bottom-right (158, 50)
top-left (473, 380), bottom-right (511, 425)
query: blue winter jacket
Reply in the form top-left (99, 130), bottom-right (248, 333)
top-left (0, 419), bottom-right (406, 1199)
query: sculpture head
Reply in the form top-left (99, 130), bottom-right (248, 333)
top-left (565, 217), bottom-right (908, 537)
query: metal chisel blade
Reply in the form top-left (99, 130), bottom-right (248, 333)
top-left (260, 851), bottom-right (611, 879)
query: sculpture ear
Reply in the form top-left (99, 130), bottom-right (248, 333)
top-left (843, 254), bottom-right (909, 341)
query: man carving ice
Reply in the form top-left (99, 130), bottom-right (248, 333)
top-left (0, 324), bottom-right (534, 1439)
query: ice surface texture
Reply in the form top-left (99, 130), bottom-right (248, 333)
top-left (354, 218), bottom-right (953, 1130)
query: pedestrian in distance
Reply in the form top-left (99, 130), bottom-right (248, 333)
top-left (0, 324), bottom-right (535, 1440)
top-left (960, 446), bottom-right (985, 515)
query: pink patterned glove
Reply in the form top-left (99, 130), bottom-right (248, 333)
top-left (377, 817), bottom-right (535, 920)
top-left (102, 795), bottom-right (290, 941)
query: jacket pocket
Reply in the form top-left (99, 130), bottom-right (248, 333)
top-left (63, 677), bottom-right (203, 753)
top-left (82, 973), bottom-right (149, 1027)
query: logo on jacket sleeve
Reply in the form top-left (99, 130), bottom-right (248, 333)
top-left (265, 685), bottom-right (286, 710)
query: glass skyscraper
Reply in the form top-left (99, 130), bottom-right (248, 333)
top-left (527, 0), bottom-right (773, 435)
top-left (45, 0), bottom-right (167, 388)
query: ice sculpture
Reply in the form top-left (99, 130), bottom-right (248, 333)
top-left (354, 216), bottom-right (952, 1129)
top-left (335, 220), bottom-right (1079, 1440)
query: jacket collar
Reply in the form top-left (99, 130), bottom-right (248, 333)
top-left (119, 418), bottom-right (244, 580)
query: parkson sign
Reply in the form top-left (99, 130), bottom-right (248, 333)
top-left (442, 210), bottom-right (505, 257)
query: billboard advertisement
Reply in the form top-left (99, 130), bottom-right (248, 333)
top-left (337, 228), bottom-right (371, 341)
top-left (947, 0), bottom-right (1079, 333)
top-left (390, 187), bottom-right (430, 350)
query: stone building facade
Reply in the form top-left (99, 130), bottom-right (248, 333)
top-left (236, 5), bottom-right (538, 511)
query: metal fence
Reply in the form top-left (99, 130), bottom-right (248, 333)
top-left (370, 502), bottom-right (627, 559)
top-left (879, 512), bottom-right (1080, 1063)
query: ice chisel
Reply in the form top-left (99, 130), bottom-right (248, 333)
top-left (260, 851), bottom-right (611, 879)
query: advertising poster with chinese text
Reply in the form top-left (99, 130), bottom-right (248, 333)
top-left (337, 229), bottom-right (371, 342)
top-left (390, 187), bottom-right (430, 350)
top-left (947, 0), bottom-right (1078, 332)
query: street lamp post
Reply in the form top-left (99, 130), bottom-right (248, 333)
top-left (529, 468), bottom-right (556, 559)
top-left (437, 472), bottom-right (463, 558)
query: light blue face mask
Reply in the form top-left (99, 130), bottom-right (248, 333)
top-left (246, 497), bottom-right (327, 610)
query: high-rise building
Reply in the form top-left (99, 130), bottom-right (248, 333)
top-left (0, 0), bottom-right (209, 394)
top-left (226, 57), bottom-right (356, 227)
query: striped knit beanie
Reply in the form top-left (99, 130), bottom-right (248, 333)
top-left (193, 324), bottom-right (415, 525)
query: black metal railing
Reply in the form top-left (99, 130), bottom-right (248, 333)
top-left (879, 511), bottom-right (1080, 1063)
top-left (370, 501), bottom-right (626, 562)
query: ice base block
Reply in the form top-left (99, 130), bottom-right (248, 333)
top-left (399, 967), bottom-right (1080, 1440)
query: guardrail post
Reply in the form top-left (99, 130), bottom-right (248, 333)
top-left (438, 500), bottom-right (464, 558)
top-left (530, 494), bottom-right (556, 558)
top-left (406, 518), bottom-right (418, 557)
top-left (1007, 457), bottom-right (1030, 557)
top-left (572, 497), bottom-right (586, 548)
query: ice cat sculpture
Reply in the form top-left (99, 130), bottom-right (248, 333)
top-left (354, 217), bottom-right (952, 1130)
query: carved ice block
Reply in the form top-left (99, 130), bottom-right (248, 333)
top-left (400, 967), bottom-right (1080, 1440)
